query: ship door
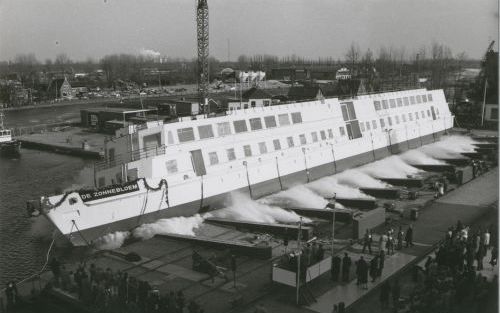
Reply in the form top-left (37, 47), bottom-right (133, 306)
top-left (190, 150), bottom-right (207, 176)
top-left (430, 106), bottom-right (437, 120)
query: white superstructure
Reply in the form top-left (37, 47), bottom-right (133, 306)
top-left (41, 88), bottom-right (453, 245)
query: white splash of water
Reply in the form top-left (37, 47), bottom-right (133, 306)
top-left (214, 192), bottom-right (310, 223)
top-left (400, 149), bottom-right (445, 165)
top-left (132, 214), bottom-right (206, 240)
top-left (419, 135), bottom-right (478, 158)
top-left (306, 176), bottom-right (374, 199)
top-left (334, 169), bottom-right (389, 188)
top-left (359, 155), bottom-right (421, 178)
top-left (258, 185), bottom-right (328, 209)
top-left (94, 231), bottom-right (130, 250)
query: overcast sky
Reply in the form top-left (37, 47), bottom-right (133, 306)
top-left (0, 0), bottom-right (498, 62)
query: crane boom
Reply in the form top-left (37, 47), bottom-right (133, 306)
top-left (196, 0), bottom-right (209, 113)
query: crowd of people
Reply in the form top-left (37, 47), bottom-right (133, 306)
top-left (378, 220), bottom-right (498, 312)
top-left (47, 258), bottom-right (205, 313)
top-left (278, 241), bottom-right (326, 273)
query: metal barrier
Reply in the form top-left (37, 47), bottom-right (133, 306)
top-left (94, 145), bottom-right (166, 171)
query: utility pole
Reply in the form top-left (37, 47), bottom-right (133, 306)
top-left (331, 193), bottom-right (336, 257)
top-left (296, 217), bottom-right (303, 306)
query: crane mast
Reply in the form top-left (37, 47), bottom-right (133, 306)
top-left (196, 0), bottom-right (209, 113)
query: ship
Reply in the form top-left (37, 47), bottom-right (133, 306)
top-left (31, 88), bottom-right (453, 246)
top-left (0, 113), bottom-right (21, 158)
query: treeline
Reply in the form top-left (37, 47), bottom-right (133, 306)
top-left (0, 42), bottom-right (478, 89)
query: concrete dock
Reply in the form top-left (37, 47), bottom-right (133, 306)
top-left (17, 127), bottom-right (105, 159)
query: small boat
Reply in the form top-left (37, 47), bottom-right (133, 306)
top-left (0, 113), bottom-right (21, 158)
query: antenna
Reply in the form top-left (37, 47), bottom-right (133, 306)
top-left (196, 0), bottom-right (209, 113)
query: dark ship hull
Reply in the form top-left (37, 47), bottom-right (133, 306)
top-left (0, 140), bottom-right (21, 158)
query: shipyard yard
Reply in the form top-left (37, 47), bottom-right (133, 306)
top-left (0, 129), bottom-right (498, 313)
top-left (0, 0), bottom-right (499, 313)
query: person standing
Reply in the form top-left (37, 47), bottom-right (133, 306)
top-left (378, 250), bottom-right (385, 278)
top-left (397, 226), bottom-right (404, 250)
top-left (483, 229), bottom-right (491, 250)
top-left (369, 256), bottom-right (379, 282)
top-left (50, 257), bottom-right (61, 286)
top-left (342, 253), bottom-right (352, 283)
top-left (490, 246), bottom-right (498, 268)
top-left (357, 256), bottom-right (368, 289)
top-left (331, 254), bottom-right (341, 281)
top-left (5, 281), bottom-right (18, 310)
top-left (361, 229), bottom-right (372, 254)
top-left (405, 225), bottom-right (414, 248)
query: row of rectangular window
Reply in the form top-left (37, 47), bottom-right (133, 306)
top-left (206, 128), bottom-right (334, 166)
top-left (373, 94), bottom-right (433, 111)
top-left (177, 112), bottom-right (303, 143)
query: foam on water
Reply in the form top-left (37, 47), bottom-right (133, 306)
top-left (418, 135), bottom-right (478, 158)
top-left (306, 176), bottom-right (374, 199)
top-left (334, 169), bottom-right (389, 188)
top-left (400, 149), bottom-right (445, 165)
top-left (359, 155), bottom-right (421, 178)
top-left (95, 231), bottom-right (130, 250)
top-left (259, 185), bottom-right (328, 209)
top-left (132, 214), bottom-right (206, 240)
top-left (213, 192), bottom-right (309, 223)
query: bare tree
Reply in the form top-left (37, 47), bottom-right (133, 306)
top-left (345, 42), bottom-right (360, 75)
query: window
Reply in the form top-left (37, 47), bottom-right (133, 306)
top-left (178, 127), bottom-right (195, 142)
top-left (98, 177), bottom-right (105, 187)
top-left (311, 132), bottom-right (318, 142)
top-left (360, 122), bottom-right (365, 132)
top-left (273, 139), bottom-right (281, 150)
top-left (263, 100), bottom-right (271, 106)
top-left (343, 102), bottom-right (357, 119)
top-left (409, 113), bottom-right (413, 121)
top-left (421, 111), bottom-right (425, 118)
top-left (380, 118), bottom-right (385, 128)
top-left (258, 142), bottom-right (268, 154)
top-left (217, 122), bottom-right (231, 136)
top-left (291, 112), bottom-right (303, 124)
top-left (226, 148), bottom-right (236, 161)
top-left (366, 121), bottom-right (371, 130)
top-left (410, 96), bottom-right (416, 105)
top-left (387, 117), bottom-right (393, 126)
top-left (374, 101), bottom-right (381, 111)
top-left (372, 120), bottom-right (377, 129)
top-left (397, 98), bottom-right (403, 107)
top-left (320, 130), bottom-right (327, 140)
top-left (339, 127), bottom-right (346, 136)
top-left (251, 101), bottom-right (256, 107)
top-left (427, 94), bottom-right (433, 101)
top-left (208, 152), bottom-right (219, 165)
top-left (287, 136), bottom-right (295, 148)
top-left (166, 160), bottom-right (178, 174)
top-left (389, 99), bottom-right (396, 108)
top-left (416, 95), bottom-right (422, 103)
top-left (328, 129), bottom-right (334, 138)
top-left (299, 134), bottom-right (307, 145)
top-left (422, 94), bottom-right (427, 102)
top-left (382, 100), bottom-right (389, 109)
top-left (249, 118), bottom-right (263, 131)
top-left (403, 97), bottom-right (409, 106)
top-left (341, 105), bottom-right (349, 121)
top-left (395, 115), bottom-right (400, 124)
top-left (278, 114), bottom-right (291, 126)
top-left (415, 112), bottom-right (419, 119)
top-left (198, 125), bottom-right (214, 139)
top-left (427, 110), bottom-right (431, 117)
top-left (402, 114), bottom-right (406, 122)
top-left (233, 120), bottom-right (248, 133)
top-left (243, 145), bottom-right (252, 157)
top-left (264, 116), bottom-right (277, 128)
top-left (244, 103), bottom-right (248, 109)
